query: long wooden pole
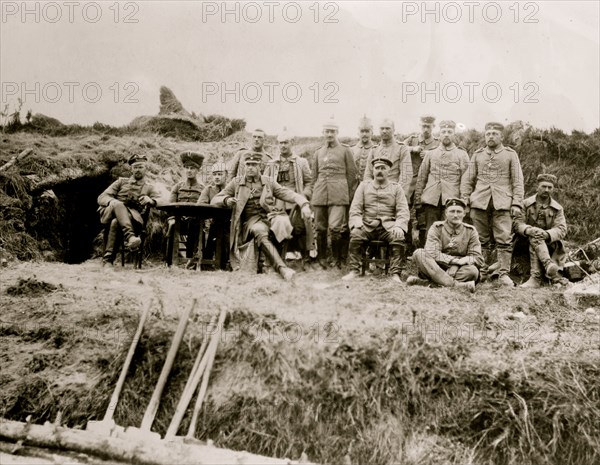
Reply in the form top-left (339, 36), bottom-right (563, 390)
top-left (104, 299), bottom-right (154, 422)
top-left (186, 306), bottom-right (227, 439)
top-left (164, 314), bottom-right (217, 439)
top-left (140, 299), bottom-right (196, 431)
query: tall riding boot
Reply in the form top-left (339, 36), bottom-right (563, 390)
top-left (339, 229), bottom-right (350, 265)
top-left (532, 239), bottom-right (559, 278)
top-left (331, 234), bottom-right (343, 269)
top-left (389, 244), bottom-right (406, 281)
top-left (317, 232), bottom-right (329, 269)
top-left (496, 249), bottom-right (515, 287)
top-left (103, 219), bottom-right (119, 264)
top-left (259, 240), bottom-right (295, 281)
top-left (480, 246), bottom-right (492, 281)
top-left (413, 249), bottom-right (455, 287)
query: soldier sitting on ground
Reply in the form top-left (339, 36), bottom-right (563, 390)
top-left (97, 154), bottom-right (160, 265)
top-left (513, 173), bottom-right (568, 288)
top-left (407, 198), bottom-right (484, 292)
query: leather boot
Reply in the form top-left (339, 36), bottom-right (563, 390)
top-left (259, 240), bottom-right (295, 281)
top-left (454, 281), bottom-right (476, 292)
top-left (532, 240), bottom-right (559, 278)
top-left (347, 240), bottom-right (363, 274)
top-left (480, 246), bottom-right (492, 281)
top-left (339, 229), bottom-right (350, 264)
top-left (103, 220), bottom-right (119, 264)
top-left (317, 232), bottom-right (328, 269)
top-left (331, 233), bottom-right (343, 269)
top-left (389, 244), bottom-right (406, 281)
top-left (496, 249), bottom-right (515, 287)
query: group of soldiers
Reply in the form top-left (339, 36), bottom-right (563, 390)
top-left (97, 115), bottom-right (568, 290)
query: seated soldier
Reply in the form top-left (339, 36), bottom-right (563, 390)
top-left (97, 154), bottom-right (160, 265)
top-left (168, 151), bottom-right (205, 269)
top-left (408, 198), bottom-right (483, 292)
top-left (198, 162), bottom-right (228, 266)
top-left (211, 152), bottom-right (312, 281)
top-left (262, 129), bottom-right (313, 269)
top-left (514, 173), bottom-right (568, 288)
top-left (342, 156), bottom-right (409, 283)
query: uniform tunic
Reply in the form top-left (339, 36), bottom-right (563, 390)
top-left (169, 179), bottom-right (204, 203)
top-left (363, 141), bottom-right (412, 200)
top-left (309, 141), bottom-right (358, 206)
top-left (424, 221), bottom-right (484, 268)
top-left (349, 180), bottom-right (409, 233)
top-left (403, 134), bottom-right (440, 199)
top-left (460, 144), bottom-right (524, 211)
top-left (415, 143), bottom-right (469, 207)
top-left (351, 140), bottom-right (376, 180)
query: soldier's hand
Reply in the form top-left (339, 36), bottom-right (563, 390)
top-left (412, 146), bottom-right (423, 154)
top-left (510, 206), bottom-right (521, 217)
top-left (301, 204), bottom-right (313, 221)
top-left (167, 217), bottom-right (176, 227)
top-left (139, 195), bottom-right (155, 206)
top-left (225, 197), bottom-right (238, 208)
top-left (391, 227), bottom-right (405, 241)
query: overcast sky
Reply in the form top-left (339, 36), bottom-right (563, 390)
top-left (2, 1), bottom-right (599, 136)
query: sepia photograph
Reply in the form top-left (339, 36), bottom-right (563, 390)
top-left (1, 1), bottom-right (599, 464)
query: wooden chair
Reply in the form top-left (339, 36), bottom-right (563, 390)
top-left (361, 240), bottom-right (390, 276)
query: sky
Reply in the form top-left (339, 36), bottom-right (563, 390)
top-left (1, 1), bottom-right (599, 137)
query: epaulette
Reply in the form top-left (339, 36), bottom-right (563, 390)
top-left (474, 147), bottom-right (485, 153)
top-left (462, 222), bottom-right (476, 230)
top-left (342, 143), bottom-right (351, 148)
top-left (432, 221), bottom-right (445, 227)
top-left (457, 146), bottom-right (468, 153)
top-left (504, 146), bottom-right (517, 152)
top-left (260, 174), bottom-right (272, 184)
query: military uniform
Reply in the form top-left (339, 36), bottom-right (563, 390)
top-left (309, 140), bottom-right (358, 265)
top-left (97, 159), bottom-right (160, 263)
top-left (363, 141), bottom-right (412, 199)
top-left (412, 219), bottom-right (483, 286)
top-left (211, 153), bottom-right (310, 280)
top-left (351, 140), bottom-right (376, 180)
top-left (347, 178), bottom-right (409, 276)
top-left (514, 193), bottom-right (568, 284)
top-left (403, 133), bottom-right (440, 200)
top-left (415, 143), bottom-right (469, 233)
top-left (169, 179), bottom-right (204, 203)
top-left (461, 137), bottom-right (524, 279)
top-left (263, 153), bottom-right (314, 261)
top-left (226, 147), bottom-right (272, 183)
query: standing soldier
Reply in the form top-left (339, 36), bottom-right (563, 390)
top-left (461, 122), bottom-right (525, 286)
top-left (198, 162), bottom-right (228, 267)
top-left (309, 118), bottom-right (359, 269)
top-left (364, 119), bottom-right (412, 199)
top-left (263, 129), bottom-right (314, 269)
top-left (351, 115), bottom-right (376, 179)
top-left (414, 120), bottom-right (469, 236)
top-left (168, 151), bottom-right (205, 268)
top-left (514, 174), bottom-right (568, 288)
top-left (404, 115), bottom-right (440, 249)
top-left (227, 129), bottom-right (272, 182)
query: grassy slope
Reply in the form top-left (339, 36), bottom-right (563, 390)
top-left (1, 261), bottom-right (598, 465)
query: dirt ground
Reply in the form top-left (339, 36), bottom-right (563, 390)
top-left (1, 259), bottom-right (599, 464)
